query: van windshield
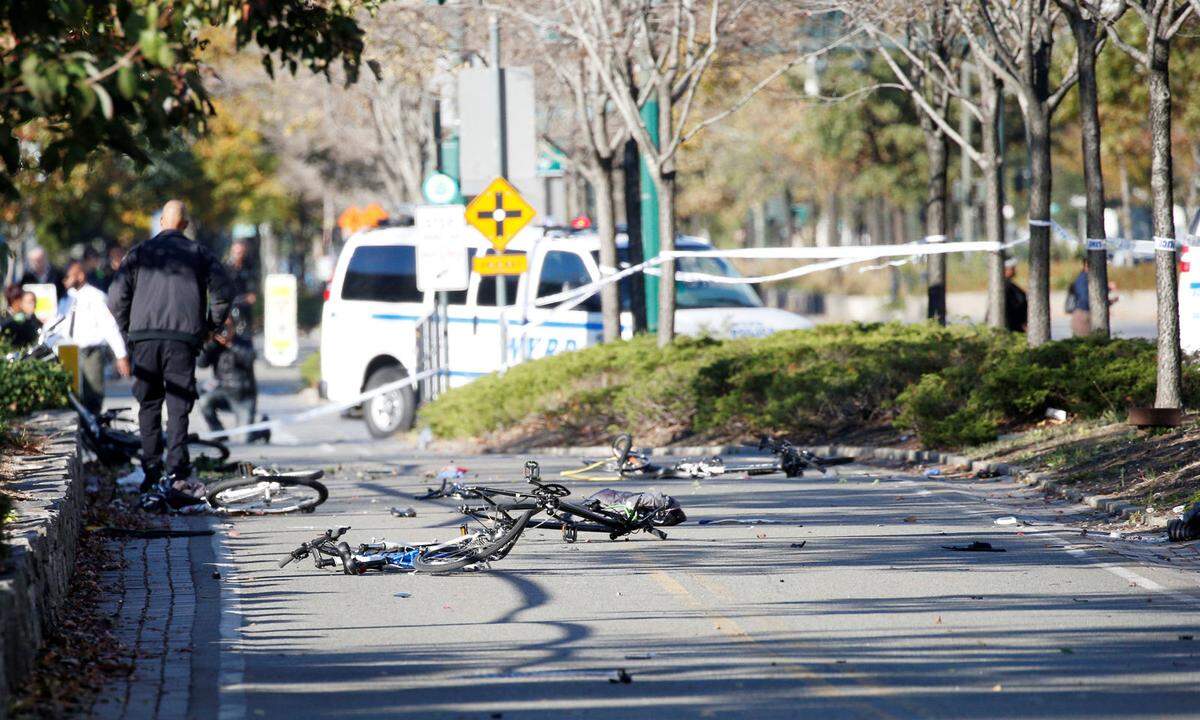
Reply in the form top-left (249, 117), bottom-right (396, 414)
top-left (594, 247), bottom-right (763, 310)
top-left (341, 245), bottom-right (423, 303)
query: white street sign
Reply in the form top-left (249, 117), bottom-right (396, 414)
top-left (22, 283), bottom-right (57, 323)
top-left (264, 273), bottom-right (299, 367)
top-left (416, 205), bottom-right (470, 292)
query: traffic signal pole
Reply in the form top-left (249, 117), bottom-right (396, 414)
top-left (640, 99), bottom-right (661, 333)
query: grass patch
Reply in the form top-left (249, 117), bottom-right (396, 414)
top-left (300, 351), bottom-right (321, 389)
top-left (422, 322), bottom-right (1196, 449)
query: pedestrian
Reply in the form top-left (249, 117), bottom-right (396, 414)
top-left (55, 260), bottom-right (132, 414)
top-left (1003, 259), bottom-right (1027, 333)
top-left (1065, 256), bottom-right (1119, 337)
top-left (228, 239), bottom-right (258, 316)
top-left (83, 245), bottom-right (108, 291)
top-left (108, 200), bottom-right (233, 491)
top-left (198, 308), bottom-right (268, 443)
top-left (19, 246), bottom-right (65, 300)
top-left (104, 245), bottom-right (126, 289)
top-left (2, 285), bottom-right (41, 348)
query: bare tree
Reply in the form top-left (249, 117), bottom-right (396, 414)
top-left (1057, 0), bottom-right (1112, 336)
top-left (853, 0), bottom-right (957, 324)
top-left (956, 0), bottom-right (1079, 347)
top-left (540, 43), bottom-right (631, 342)
top-left (1106, 0), bottom-right (1195, 407)
top-left (859, 6), bottom-right (1011, 329)
top-left (498, 0), bottom-right (819, 345)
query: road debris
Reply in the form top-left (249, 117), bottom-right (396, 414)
top-left (790, 541), bottom-right (807, 549)
top-left (390, 507), bottom-right (417, 518)
top-left (923, 468), bottom-right (941, 477)
top-left (395, 592), bottom-right (412, 599)
top-left (994, 516), bottom-right (1027, 526)
top-left (941, 541), bottom-right (1006, 552)
top-left (903, 515), bottom-right (919, 523)
top-left (609, 669), bottom-right (633, 684)
top-left (624, 653), bottom-right (656, 660)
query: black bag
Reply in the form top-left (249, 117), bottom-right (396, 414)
top-left (586, 488), bottom-right (687, 526)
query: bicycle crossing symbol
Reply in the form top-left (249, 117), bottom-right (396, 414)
top-left (464, 177), bottom-right (536, 252)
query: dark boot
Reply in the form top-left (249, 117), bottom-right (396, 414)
top-left (1168, 504), bottom-right (1200, 542)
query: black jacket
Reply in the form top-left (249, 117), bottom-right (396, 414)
top-left (108, 230), bottom-right (233, 347)
top-left (198, 335), bottom-right (257, 398)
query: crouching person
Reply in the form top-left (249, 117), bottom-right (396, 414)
top-left (198, 309), bottom-right (268, 444)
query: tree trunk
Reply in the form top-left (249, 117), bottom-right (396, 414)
top-left (817, 188), bottom-right (838, 247)
top-left (622, 138), bottom-right (647, 333)
top-left (1149, 36), bottom-right (1181, 408)
top-left (656, 168), bottom-right (677, 347)
top-left (656, 88), bottom-right (676, 347)
top-left (594, 155), bottom-right (620, 343)
top-left (1119, 158), bottom-right (1134, 240)
top-left (1026, 107), bottom-right (1053, 346)
top-left (1072, 14), bottom-right (1110, 337)
top-left (922, 114), bottom-right (949, 325)
top-left (981, 75), bottom-right (1006, 329)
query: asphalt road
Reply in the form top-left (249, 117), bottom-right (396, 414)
top-left (102, 357), bottom-right (1200, 719)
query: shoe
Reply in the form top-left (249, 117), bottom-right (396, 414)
top-left (163, 470), bottom-right (209, 512)
top-left (248, 416), bottom-right (271, 444)
top-left (139, 464), bottom-right (163, 493)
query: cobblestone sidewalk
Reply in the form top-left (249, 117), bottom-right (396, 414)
top-left (89, 524), bottom-right (200, 720)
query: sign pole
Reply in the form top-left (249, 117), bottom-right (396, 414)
top-left (640, 99), bottom-right (661, 333)
top-left (490, 12), bottom-right (509, 365)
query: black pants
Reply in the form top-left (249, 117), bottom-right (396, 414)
top-left (131, 339), bottom-right (197, 478)
top-left (199, 388), bottom-right (256, 442)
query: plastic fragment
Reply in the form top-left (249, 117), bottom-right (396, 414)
top-left (391, 507), bottom-right (417, 518)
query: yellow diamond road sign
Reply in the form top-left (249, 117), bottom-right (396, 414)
top-left (464, 177), bottom-right (535, 252)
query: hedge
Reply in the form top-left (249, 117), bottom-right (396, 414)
top-left (421, 322), bottom-right (1198, 448)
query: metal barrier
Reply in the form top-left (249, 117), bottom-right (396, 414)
top-left (415, 304), bottom-right (450, 403)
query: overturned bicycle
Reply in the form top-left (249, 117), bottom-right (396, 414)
top-left (280, 461), bottom-right (688, 576)
top-left (562, 433), bottom-right (854, 481)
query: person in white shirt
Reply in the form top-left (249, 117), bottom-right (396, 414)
top-left (56, 259), bottom-right (132, 414)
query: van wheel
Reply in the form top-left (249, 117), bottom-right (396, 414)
top-left (363, 366), bottom-right (415, 438)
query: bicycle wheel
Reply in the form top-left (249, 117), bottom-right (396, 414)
top-left (207, 471), bottom-right (328, 514)
top-left (411, 510), bottom-right (535, 573)
top-left (611, 434), bottom-right (633, 467)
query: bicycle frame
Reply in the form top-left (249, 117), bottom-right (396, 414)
top-left (458, 462), bottom-right (670, 541)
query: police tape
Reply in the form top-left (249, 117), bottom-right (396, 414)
top-left (196, 367), bottom-right (440, 441)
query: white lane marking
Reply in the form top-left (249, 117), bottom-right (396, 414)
top-left (212, 530), bottom-right (247, 720)
top-left (908, 473), bottom-right (1196, 603)
top-left (1062, 543), bottom-right (1168, 592)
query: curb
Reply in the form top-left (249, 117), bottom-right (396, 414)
top-left (0, 410), bottom-right (81, 713)
top-left (531, 441), bottom-right (1142, 520)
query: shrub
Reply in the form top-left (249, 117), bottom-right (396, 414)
top-left (0, 354), bottom-right (71, 420)
top-left (420, 323), bottom-right (1197, 449)
top-left (300, 351), bottom-right (321, 389)
top-left (894, 336), bottom-right (1198, 447)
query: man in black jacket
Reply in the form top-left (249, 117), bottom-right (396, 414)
top-left (108, 200), bottom-right (233, 488)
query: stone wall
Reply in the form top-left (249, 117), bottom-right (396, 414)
top-left (0, 411), bottom-right (80, 713)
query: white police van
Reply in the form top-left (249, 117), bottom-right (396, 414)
top-left (320, 226), bottom-right (814, 436)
